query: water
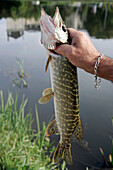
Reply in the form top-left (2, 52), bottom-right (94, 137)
top-left (0, 1), bottom-right (113, 169)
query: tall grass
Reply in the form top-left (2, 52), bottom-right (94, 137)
top-left (0, 90), bottom-right (67, 170)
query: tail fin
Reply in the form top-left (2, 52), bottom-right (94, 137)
top-left (53, 142), bottom-right (72, 165)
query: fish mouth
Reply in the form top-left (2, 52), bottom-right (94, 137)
top-left (40, 8), bottom-right (57, 49)
top-left (41, 8), bottom-right (54, 25)
top-left (40, 7), bottom-right (60, 32)
top-left (40, 8), bottom-right (55, 35)
top-left (40, 7), bottom-right (68, 50)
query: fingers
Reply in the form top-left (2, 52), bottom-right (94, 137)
top-left (54, 44), bottom-right (71, 58)
top-left (54, 28), bottom-right (78, 58)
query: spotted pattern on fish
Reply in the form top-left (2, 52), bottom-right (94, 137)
top-left (50, 55), bottom-right (81, 144)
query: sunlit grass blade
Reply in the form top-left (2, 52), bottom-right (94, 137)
top-left (17, 58), bottom-right (24, 77)
top-left (0, 91), bottom-right (4, 112)
top-left (21, 78), bottom-right (28, 87)
top-left (35, 104), bottom-right (40, 134)
top-left (61, 161), bottom-right (67, 170)
top-left (5, 92), bottom-right (14, 112)
top-left (14, 88), bottom-right (19, 112)
top-left (99, 147), bottom-right (106, 164)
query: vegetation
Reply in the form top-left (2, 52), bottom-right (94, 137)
top-left (0, 1), bottom-right (40, 20)
top-left (82, 4), bottom-right (113, 38)
top-left (0, 90), bottom-right (67, 170)
top-left (13, 58), bottom-right (28, 88)
top-left (1, 1), bottom-right (113, 38)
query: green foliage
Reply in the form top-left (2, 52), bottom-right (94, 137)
top-left (0, 91), bottom-right (68, 170)
top-left (1, 1), bottom-right (113, 38)
top-left (13, 58), bottom-right (28, 88)
top-left (82, 4), bottom-right (113, 38)
top-left (17, 58), bottom-right (25, 77)
top-left (19, 2), bottom-right (40, 20)
top-left (0, 91), bottom-right (53, 169)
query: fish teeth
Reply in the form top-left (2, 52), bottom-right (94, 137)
top-left (51, 45), bottom-right (54, 50)
top-left (46, 44), bottom-right (56, 50)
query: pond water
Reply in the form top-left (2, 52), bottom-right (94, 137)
top-left (0, 1), bottom-right (113, 169)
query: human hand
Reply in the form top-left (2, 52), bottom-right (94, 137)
top-left (55, 28), bottom-right (100, 74)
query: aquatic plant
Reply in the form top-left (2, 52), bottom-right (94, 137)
top-left (13, 58), bottom-right (28, 88)
top-left (17, 58), bottom-right (25, 78)
top-left (0, 90), bottom-right (67, 170)
top-left (97, 126), bottom-right (113, 169)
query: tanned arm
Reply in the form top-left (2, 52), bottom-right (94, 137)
top-left (55, 28), bottom-right (113, 82)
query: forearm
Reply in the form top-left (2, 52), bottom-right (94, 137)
top-left (55, 29), bottom-right (113, 82)
top-left (87, 55), bottom-right (113, 82)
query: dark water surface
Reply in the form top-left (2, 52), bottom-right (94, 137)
top-left (0, 2), bottom-right (113, 169)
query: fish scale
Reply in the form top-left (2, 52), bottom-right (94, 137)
top-left (50, 55), bottom-right (80, 139)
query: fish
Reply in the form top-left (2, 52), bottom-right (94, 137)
top-left (39, 7), bottom-right (83, 165)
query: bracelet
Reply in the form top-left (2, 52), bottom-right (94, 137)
top-left (94, 53), bottom-right (104, 90)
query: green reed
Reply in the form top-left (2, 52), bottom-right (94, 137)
top-left (0, 90), bottom-right (67, 170)
top-left (17, 58), bottom-right (25, 78)
top-left (13, 58), bottom-right (27, 88)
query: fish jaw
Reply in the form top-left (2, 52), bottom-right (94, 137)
top-left (40, 8), bottom-right (57, 50)
top-left (40, 7), bottom-right (68, 50)
top-left (53, 7), bottom-right (68, 44)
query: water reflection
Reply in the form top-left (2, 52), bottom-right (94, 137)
top-left (7, 18), bottom-right (40, 41)
top-left (82, 4), bottom-right (113, 38)
top-left (1, 2), bottom-right (113, 40)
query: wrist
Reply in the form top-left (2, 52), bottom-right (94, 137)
top-left (85, 52), bottom-right (106, 75)
top-left (83, 53), bottom-right (99, 74)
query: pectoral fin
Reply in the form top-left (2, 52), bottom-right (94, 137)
top-left (38, 93), bottom-right (53, 104)
top-left (45, 55), bottom-right (51, 74)
top-left (45, 119), bottom-right (59, 136)
top-left (38, 88), bottom-right (53, 104)
top-left (42, 88), bottom-right (52, 96)
top-left (73, 117), bottom-right (83, 141)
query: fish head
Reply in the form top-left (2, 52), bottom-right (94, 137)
top-left (40, 7), bottom-right (68, 50)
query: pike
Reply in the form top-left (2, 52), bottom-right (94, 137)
top-left (39, 7), bottom-right (83, 165)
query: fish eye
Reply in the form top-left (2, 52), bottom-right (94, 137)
top-left (62, 25), bottom-right (66, 32)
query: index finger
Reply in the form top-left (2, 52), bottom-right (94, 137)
top-left (54, 44), bottom-right (71, 58)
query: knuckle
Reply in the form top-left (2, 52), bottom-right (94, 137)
top-left (79, 31), bottom-right (85, 37)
